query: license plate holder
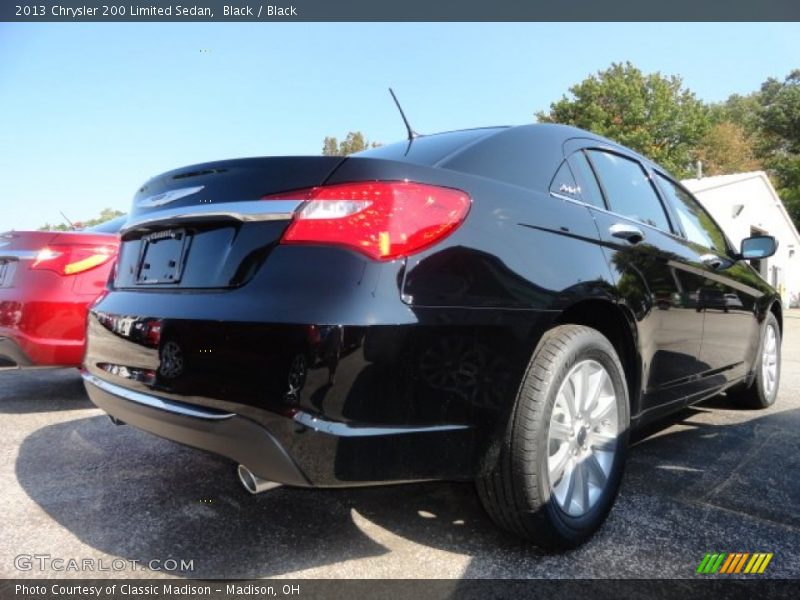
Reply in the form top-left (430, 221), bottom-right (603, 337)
top-left (136, 229), bottom-right (190, 284)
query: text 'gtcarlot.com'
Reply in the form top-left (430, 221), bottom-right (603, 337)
top-left (14, 554), bottom-right (194, 572)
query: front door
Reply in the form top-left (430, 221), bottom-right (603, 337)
top-left (655, 173), bottom-right (762, 383)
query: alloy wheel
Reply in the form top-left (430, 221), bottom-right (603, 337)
top-left (761, 324), bottom-right (779, 398)
top-left (547, 359), bottom-right (619, 517)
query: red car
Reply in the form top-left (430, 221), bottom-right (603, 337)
top-left (0, 216), bottom-right (125, 368)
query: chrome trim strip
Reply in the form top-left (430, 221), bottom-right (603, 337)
top-left (292, 410), bottom-right (470, 437)
top-left (548, 191), bottom-right (600, 209)
top-left (665, 259), bottom-right (763, 297)
top-left (121, 200), bottom-right (304, 235)
top-left (82, 372), bottom-right (235, 421)
top-left (0, 250), bottom-right (37, 261)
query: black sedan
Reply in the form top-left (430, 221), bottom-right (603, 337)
top-left (83, 124), bottom-right (782, 549)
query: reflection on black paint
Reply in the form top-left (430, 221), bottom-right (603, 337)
top-left (404, 246), bottom-right (551, 308)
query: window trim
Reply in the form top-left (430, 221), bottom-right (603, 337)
top-left (579, 149), bottom-right (610, 210)
top-left (568, 150), bottom-right (610, 211)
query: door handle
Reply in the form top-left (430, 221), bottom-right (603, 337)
top-left (609, 223), bottom-right (645, 244)
top-left (700, 253), bottom-right (725, 270)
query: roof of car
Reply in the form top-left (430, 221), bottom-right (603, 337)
top-left (365, 123), bottom-right (659, 169)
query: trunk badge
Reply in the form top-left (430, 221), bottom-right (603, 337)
top-left (137, 185), bottom-right (204, 208)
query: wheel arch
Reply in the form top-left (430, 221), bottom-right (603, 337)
top-left (555, 299), bottom-right (642, 417)
top-left (770, 299), bottom-right (783, 337)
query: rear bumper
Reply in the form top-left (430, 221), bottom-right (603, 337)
top-left (0, 336), bottom-right (34, 367)
top-left (83, 372), bottom-right (311, 487)
top-left (0, 327), bottom-right (84, 367)
top-left (83, 370), bottom-right (474, 487)
top-left (0, 278), bottom-right (92, 366)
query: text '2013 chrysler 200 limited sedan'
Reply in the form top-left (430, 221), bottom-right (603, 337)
top-left (82, 124), bottom-right (782, 549)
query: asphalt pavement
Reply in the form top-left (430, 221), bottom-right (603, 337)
top-left (1, 313), bottom-right (799, 579)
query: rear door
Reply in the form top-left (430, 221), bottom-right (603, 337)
top-left (574, 146), bottom-right (714, 412)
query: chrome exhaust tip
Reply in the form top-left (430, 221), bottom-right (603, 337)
top-left (237, 464), bottom-right (281, 494)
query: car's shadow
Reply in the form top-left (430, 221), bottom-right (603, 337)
top-left (0, 368), bottom-right (94, 414)
top-left (14, 402), bottom-right (800, 578)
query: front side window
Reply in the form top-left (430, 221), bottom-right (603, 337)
top-left (655, 173), bottom-right (727, 253)
top-left (587, 150), bottom-right (671, 231)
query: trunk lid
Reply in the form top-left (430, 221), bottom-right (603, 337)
top-left (0, 230), bottom-right (61, 253)
top-left (0, 230), bottom-right (118, 289)
top-left (115, 156), bottom-right (345, 290)
top-left (128, 156), bottom-right (344, 219)
top-left (0, 231), bottom-right (59, 288)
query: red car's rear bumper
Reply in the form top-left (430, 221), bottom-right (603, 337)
top-left (0, 270), bottom-right (107, 367)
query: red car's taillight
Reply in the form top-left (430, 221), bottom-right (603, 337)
top-left (31, 244), bottom-right (116, 276)
top-left (264, 181), bottom-right (471, 260)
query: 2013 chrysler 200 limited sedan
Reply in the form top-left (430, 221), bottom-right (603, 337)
top-left (83, 124), bottom-right (782, 548)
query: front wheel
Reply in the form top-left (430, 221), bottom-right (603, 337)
top-left (477, 324), bottom-right (629, 549)
top-left (727, 312), bottom-right (781, 409)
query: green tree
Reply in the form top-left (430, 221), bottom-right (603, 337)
top-left (38, 207), bottom-right (124, 231)
top-left (695, 121), bottom-right (761, 176)
top-left (537, 62), bottom-right (710, 177)
top-left (769, 156), bottom-right (800, 227)
top-left (322, 131), bottom-right (380, 156)
top-left (708, 93), bottom-right (762, 134)
top-left (759, 70), bottom-right (800, 155)
top-left (322, 136), bottom-right (339, 156)
top-left (756, 70), bottom-right (800, 228)
top-left (37, 222), bottom-right (71, 232)
top-left (704, 72), bottom-right (800, 229)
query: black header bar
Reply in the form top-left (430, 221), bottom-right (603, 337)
top-left (2, 1), bottom-right (800, 22)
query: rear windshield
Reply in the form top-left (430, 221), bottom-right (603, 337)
top-left (355, 128), bottom-right (505, 166)
top-left (85, 215), bottom-right (127, 233)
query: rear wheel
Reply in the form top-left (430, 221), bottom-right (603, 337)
top-left (477, 325), bottom-right (629, 549)
top-left (727, 312), bottom-right (781, 409)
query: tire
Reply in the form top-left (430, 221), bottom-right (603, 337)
top-left (727, 312), bottom-right (781, 409)
top-left (477, 324), bottom-right (630, 549)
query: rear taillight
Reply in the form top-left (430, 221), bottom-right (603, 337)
top-left (264, 181), bottom-right (471, 260)
top-left (31, 244), bottom-right (116, 276)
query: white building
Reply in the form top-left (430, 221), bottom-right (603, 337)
top-left (682, 171), bottom-right (800, 308)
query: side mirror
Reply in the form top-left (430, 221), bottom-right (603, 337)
top-left (739, 235), bottom-right (778, 260)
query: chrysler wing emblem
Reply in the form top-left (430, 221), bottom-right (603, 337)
top-left (137, 185), bottom-right (205, 208)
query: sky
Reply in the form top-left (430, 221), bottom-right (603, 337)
top-left (0, 22), bottom-right (799, 231)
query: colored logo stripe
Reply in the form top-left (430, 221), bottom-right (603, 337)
top-left (697, 552), bottom-right (773, 574)
top-left (721, 553), bottom-right (748, 574)
top-left (719, 553), bottom-right (736, 573)
top-left (745, 553), bottom-right (774, 574)
top-left (697, 553), bottom-right (727, 574)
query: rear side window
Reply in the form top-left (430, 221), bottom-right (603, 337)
top-left (587, 150), bottom-right (671, 231)
top-left (656, 173), bottom-right (727, 252)
top-left (549, 154), bottom-right (605, 209)
top-left (549, 161), bottom-right (581, 198)
top-left (567, 151), bottom-right (605, 208)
